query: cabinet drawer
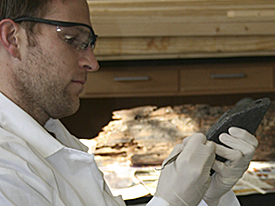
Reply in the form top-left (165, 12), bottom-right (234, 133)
top-left (82, 70), bottom-right (178, 96)
top-left (180, 65), bottom-right (273, 94)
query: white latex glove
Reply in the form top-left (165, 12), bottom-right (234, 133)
top-left (155, 133), bottom-right (216, 206)
top-left (203, 127), bottom-right (258, 206)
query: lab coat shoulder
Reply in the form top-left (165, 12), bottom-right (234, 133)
top-left (0, 128), bottom-right (66, 205)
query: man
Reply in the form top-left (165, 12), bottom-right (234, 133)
top-left (0, 0), bottom-right (258, 205)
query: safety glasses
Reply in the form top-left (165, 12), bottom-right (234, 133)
top-left (13, 17), bottom-right (98, 51)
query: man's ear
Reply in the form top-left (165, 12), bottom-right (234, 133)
top-left (0, 19), bottom-right (21, 58)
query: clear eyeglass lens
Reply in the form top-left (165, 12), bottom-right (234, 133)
top-left (56, 26), bottom-right (95, 51)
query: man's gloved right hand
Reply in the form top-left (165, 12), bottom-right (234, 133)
top-left (203, 127), bottom-right (258, 206)
top-left (155, 133), bottom-right (216, 206)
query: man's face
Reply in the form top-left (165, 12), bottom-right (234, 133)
top-left (13, 0), bottom-right (99, 121)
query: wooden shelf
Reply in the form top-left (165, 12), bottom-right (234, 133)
top-left (88, 0), bottom-right (275, 61)
top-left (80, 57), bottom-right (275, 98)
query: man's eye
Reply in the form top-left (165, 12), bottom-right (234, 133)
top-left (63, 35), bottom-right (77, 44)
top-left (79, 41), bottom-right (89, 50)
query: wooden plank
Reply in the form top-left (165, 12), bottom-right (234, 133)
top-left (91, 21), bottom-right (275, 37)
top-left (93, 36), bottom-right (275, 60)
top-left (88, 0), bottom-right (275, 22)
top-left (89, 5), bottom-right (275, 37)
top-left (88, 0), bottom-right (275, 9)
top-left (88, 0), bottom-right (275, 60)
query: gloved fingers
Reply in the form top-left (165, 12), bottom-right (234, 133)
top-left (215, 143), bottom-right (244, 165)
top-left (162, 133), bottom-right (212, 169)
top-left (196, 170), bottom-right (213, 196)
top-left (186, 133), bottom-right (207, 144)
top-left (204, 141), bottom-right (216, 167)
top-left (202, 127), bottom-right (258, 205)
top-left (182, 135), bottom-right (193, 146)
top-left (161, 143), bottom-right (184, 167)
top-left (219, 133), bottom-right (256, 161)
top-left (212, 157), bottom-right (246, 174)
top-left (156, 134), bottom-right (216, 206)
top-left (212, 159), bottom-right (246, 182)
top-left (182, 133), bottom-right (215, 156)
top-left (184, 133), bottom-right (207, 147)
top-left (192, 141), bottom-right (216, 165)
top-left (163, 134), bottom-right (195, 166)
top-left (212, 159), bottom-right (226, 175)
top-left (169, 143), bottom-right (184, 157)
top-left (171, 133), bottom-right (206, 158)
top-left (228, 127), bottom-right (258, 148)
top-left (178, 135), bottom-right (216, 170)
top-left (205, 141), bottom-right (216, 156)
top-left (179, 133), bottom-right (206, 157)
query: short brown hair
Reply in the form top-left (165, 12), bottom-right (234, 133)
top-left (0, 0), bottom-right (53, 46)
top-left (0, 0), bottom-right (52, 20)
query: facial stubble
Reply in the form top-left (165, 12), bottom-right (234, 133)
top-left (13, 44), bottom-right (80, 123)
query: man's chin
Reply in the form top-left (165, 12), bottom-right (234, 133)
top-left (68, 97), bottom-right (81, 116)
top-left (53, 98), bottom-right (80, 119)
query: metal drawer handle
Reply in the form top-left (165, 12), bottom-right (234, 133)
top-left (114, 76), bottom-right (150, 82)
top-left (210, 73), bottom-right (246, 79)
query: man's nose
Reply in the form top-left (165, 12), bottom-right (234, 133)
top-left (79, 47), bottom-right (100, 71)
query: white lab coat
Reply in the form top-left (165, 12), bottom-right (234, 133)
top-left (0, 92), bottom-right (239, 206)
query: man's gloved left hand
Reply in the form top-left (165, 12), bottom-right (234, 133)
top-left (203, 127), bottom-right (258, 206)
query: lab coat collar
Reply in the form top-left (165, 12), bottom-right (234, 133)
top-left (0, 92), bottom-right (65, 158)
top-left (44, 118), bottom-right (88, 153)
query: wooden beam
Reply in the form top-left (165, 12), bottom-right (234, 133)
top-left (88, 0), bottom-right (275, 60)
top-left (94, 36), bottom-right (275, 60)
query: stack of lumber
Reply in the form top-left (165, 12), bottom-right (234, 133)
top-left (93, 101), bottom-right (275, 166)
top-left (88, 0), bottom-right (275, 60)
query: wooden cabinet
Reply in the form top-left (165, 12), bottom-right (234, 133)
top-left (180, 63), bottom-right (274, 95)
top-left (80, 59), bottom-right (275, 98)
top-left (82, 1), bottom-right (275, 97)
top-left (82, 69), bottom-right (178, 97)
